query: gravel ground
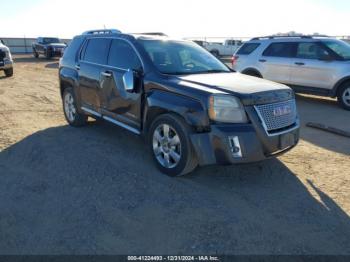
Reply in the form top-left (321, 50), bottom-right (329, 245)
top-left (0, 55), bottom-right (349, 255)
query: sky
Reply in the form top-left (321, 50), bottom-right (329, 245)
top-left (1, 0), bottom-right (350, 39)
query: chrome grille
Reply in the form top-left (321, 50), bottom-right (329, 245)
top-left (255, 99), bottom-right (297, 132)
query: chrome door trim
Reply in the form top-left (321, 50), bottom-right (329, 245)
top-left (81, 107), bottom-right (141, 135)
top-left (103, 116), bottom-right (141, 135)
top-left (81, 106), bottom-right (102, 117)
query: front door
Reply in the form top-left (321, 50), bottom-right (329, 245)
top-left (99, 39), bottom-right (143, 131)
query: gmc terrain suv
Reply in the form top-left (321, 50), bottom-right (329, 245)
top-left (33, 37), bottom-right (66, 59)
top-left (232, 35), bottom-right (350, 110)
top-left (0, 40), bottom-right (14, 77)
top-left (59, 29), bottom-right (300, 176)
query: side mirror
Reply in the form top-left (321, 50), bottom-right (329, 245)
top-left (122, 69), bottom-right (134, 92)
top-left (0, 40), bottom-right (4, 45)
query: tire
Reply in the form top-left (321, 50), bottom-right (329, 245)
top-left (45, 50), bottom-right (51, 59)
top-left (243, 70), bottom-right (262, 78)
top-left (62, 87), bottom-right (88, 127)
top-left (33, 50), bottom-right (39, 58)
top-left (210, 50), bottom-right (220, 57)
top-left (148, 114), bottom-right (198, 177)
top-left (4, 68), bottom-right (13, 77)
top-left (337, 82), bottom-right (350, 110)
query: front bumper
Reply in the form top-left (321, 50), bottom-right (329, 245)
top-left (190, 106), bottom-right (299, 166)
top-left (0, 59), bottom-right (13, 70)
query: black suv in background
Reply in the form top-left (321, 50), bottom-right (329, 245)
top-left (33, 37), bottom-right (66, 59)
top-left (59, 29), bottom-right (300, 176)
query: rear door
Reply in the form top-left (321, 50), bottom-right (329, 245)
top-left (99, 39), bottom-right (143, 131)
top-left (259, 42), bottom-right (296, 84)
top-left (77, 38), bottom-right (111, 112)
top-left (289, 42), bottom-right (338, 90)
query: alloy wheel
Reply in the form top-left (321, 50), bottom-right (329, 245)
top-left (64, 92), bottom-right (76, 122)
top-left (152, 124), bottom-right (182, 169)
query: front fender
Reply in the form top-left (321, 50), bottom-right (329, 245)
top-left (143, 90), bottom-right (210, 132)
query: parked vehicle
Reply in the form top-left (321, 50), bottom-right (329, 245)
top-left (59, 29), bottom-right (299, 176)
top-left (0, 39), bottom-right (14, 77)
top-left (32, 37), bottom-right (66, 59)
top-left (205, 39), bottom-right (243, 57)
top-left (232, 35), bottom-right (350, 110)
top-left (192, 40), bottom-right (209, 47)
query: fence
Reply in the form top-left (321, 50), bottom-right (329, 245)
top-left (2, 35), bottom-right (350, 53)
top-left (0, 37), bottom-right (72, 54)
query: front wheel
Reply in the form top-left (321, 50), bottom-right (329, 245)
top-left (337, 83), bottom-right (350, 110)
top-left (149, 114), bottom-right (198, 176)
top-left (33, 50), bottom-right (39, 58)
top-left (4, 68), bottom-right (13, 77)
top-left (62, 87), bottom-right (87, 127)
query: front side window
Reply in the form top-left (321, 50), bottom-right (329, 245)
top-left (83, 38), bottom-right (111, 64)
top-left (296, 42), bottom-right (330, 59)
top-left (108, 39), bottom-right (142, 70)
top-left (263, 42), bottom-right (295, 57)
top-left (138, 39), bottom-right (230, 75)
top-left (322, 40), bottom-right (350, 60)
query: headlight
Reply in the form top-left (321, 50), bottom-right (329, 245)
top-left (208, 95), bottom-right (248, 123)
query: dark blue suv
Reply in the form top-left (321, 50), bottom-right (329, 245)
top-left (59, 29), bottom-right (300, 176)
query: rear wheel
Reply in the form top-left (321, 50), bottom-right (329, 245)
top-left (4, 68), bottom-right (13, 77)
top-left (337, 82), bottom-right (350, 110)
top-left (149, 114), bottom-right (198, 176)
top-left (243, 70), bottom-right (262, 78)
top-left (62, 87), bottom-right (87, 126)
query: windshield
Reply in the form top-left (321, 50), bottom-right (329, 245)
top-left (323, 40), bottom-right (350, 60)
top-left (43, 38), bottom-right (60, 44)
top-left (138, 39), bottom-right (230, 75)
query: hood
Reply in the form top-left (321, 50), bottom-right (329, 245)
top-left (177, 72), bottom-right (290, 94)
top-left (48, 43), bottom-right (66, 48)
top-left (175, 72), bottom-right (294, 105)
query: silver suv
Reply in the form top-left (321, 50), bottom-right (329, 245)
top-left (232, 36), bottom-right (350, 110)
top-left (0, 40), bottom-right (14, 77)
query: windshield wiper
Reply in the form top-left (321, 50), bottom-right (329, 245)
top-left (192, 69), bottom-right (231, 74)
top-left (161, 71), bottom-right (192, 75)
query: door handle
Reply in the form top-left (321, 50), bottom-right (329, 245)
top-left (259, 59), bottom-right (267, 63)
top-left (101, 71), bottom-right (112, 77)
top-left (75, 65), bottom-right (80, 70)
top-left (295, 62), bottom-right (305, 66)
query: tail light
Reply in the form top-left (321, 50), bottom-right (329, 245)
top-left (231, 55), bottom-right (239, 67)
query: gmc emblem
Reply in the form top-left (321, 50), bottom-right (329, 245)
top-left (273, 105), bottom-right (292, 117)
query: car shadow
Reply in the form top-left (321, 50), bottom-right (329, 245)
top-left (13, 56), bottom-right (59, 63)
top-left (295, 94), bottom-right (350, 155)
top-left (0, 121), bottom-right (349, 254)
top-left (45, 62), bottom-right (59, 69)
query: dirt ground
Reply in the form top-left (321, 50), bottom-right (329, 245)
top-left (0, 55), bottom-right (349, 255)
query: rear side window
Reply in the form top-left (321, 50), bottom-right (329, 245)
top-left (62, 36), bottom-right (85, 64)
top-left (237, 43), bottom-right (260, 55)
top-left (83, 38), bottom-right (111, 64)
top-left (108, 39), bottom-right (142, 70)
top-left (263, 42), bottom-right (296, 57)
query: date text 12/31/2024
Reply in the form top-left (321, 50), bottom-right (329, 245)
top-left (127, 256), bottom-right (220, 261)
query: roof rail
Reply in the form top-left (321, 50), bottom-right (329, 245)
top-left (83, 29), bottom-right (121, 35)
top-left (135, 32), bottom-right (168, 37)
top-left (251, 35), bottom-right (329, 40)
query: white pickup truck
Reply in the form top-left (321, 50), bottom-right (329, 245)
top-left (205, 39), bottom-right (243, 57)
